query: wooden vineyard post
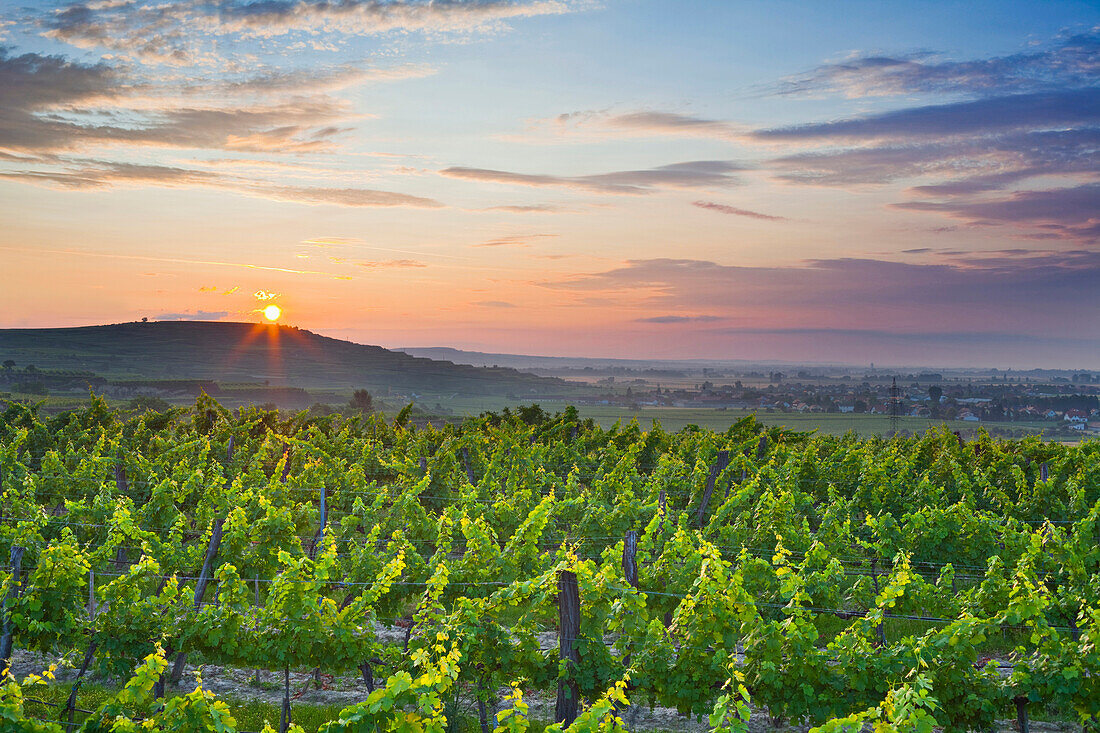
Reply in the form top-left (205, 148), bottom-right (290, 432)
top-left (617, 530), bottom-right (639, 716)
top-left (1014, 696), bottom-right (1029, 733)
top-left (555, 570), bottom-right (580, 727)
top-left (310, 485), bottom-right (327, 560)
top-left (478, 679), bottom-right (491, 733)
top-left (695, 450), bottom-right (730, 528)
top-left (280, 666), bottom-right (291, 733)
top-left (88, 570), bottom-right (96, 620)
top-left (319, 482), bottom-right (327, 549)
top-left (657, 490), bottom-right (666, 535)
top-left (113, 451), bottom-right (128, 571)
top-left (308, 484), bottom-right (328, 687)
top-left (64, 640), bottom-right (98, 731)
top-left (756, 434), bottom-right (768, 461)
top-left (622, 531), bottom-right (638, 589)
top-left (461, 447), bottom-right (476, 486)
top-left (870, 559), bottom-right (887, 647)
top-left (419, 456), bottom-right (428, 473)
top-left (725, 463), bottom-right (739, 500)
top-left (114, 448), bottom-right (128, 493)
top-left (1040, 462), bottom-right (1049, 483)
top-left (169, 517), bottom-right (225, 684)
top-left (0, 545), bottom-right (24, 671)
top-left (728, 466), bottom-right (748, 499)
top-left (360, 662), bottom-right (374, 693)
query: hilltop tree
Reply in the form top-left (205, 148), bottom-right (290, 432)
top-left (2, 360), bottom-right (14, 370)
top-left (349, 389), bottom-right (374, 414)
top-left (928, 385), bottom-right (943, 402)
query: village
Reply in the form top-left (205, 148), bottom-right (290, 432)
top-left (576, 371), bottom-right (1099, 435)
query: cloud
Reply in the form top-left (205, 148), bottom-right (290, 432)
top-left (521, 109), bottom-right (744, 141)
top-left (441, 161), bottom-right (742, 194)
top-left (0, 159), bottom-right (446, 208)
top-left (755, 89), bottom-right (1100, 142)
top-left (769, 127), bottom-right (1100, 187)
top-left (217, 0), bottom-right (575, 38)
top-left (155, 310), bottom-right (229, 321)
top-left (474, 233), bottom-right (558, 247)
top-left (38, 0), bottom-right (579, 65)
top-left (0, 49), bottom-right (357, 154)
top-left (692, 200), bottom-right (786, 221)
top-left (636, 315), bottom-right (725, 323)
top-left (753, 30), bottom-right (1100, 243)
top-left (472, 300), bottom-right (517, 307)
top-left (542, 251), bottom-right (1100, 338)
top-left (775, 29), bottom-right (1100, 98)
top-left (211, 63), bottom-right (437, 96)
top-left (706, 327), bottom-right (1099, 352)
top-left (0, 161), bottom-right (218, 189)
top-left (254, 185), bottom-right (444, 208)
top-left (893, 184), bottom-right (1100, 244)
top-left (481, 203), bottom-right (571, 213)
top-left (0, 49), bottom-right (120, 152)
top-left (43, 2), bottom-right (200, 66)
top-left (357, 259), bottom-right (428, 268)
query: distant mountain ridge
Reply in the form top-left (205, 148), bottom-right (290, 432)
top-left (0, 321), bottom-right (571, 396)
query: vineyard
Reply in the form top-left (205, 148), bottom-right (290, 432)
top-left (0, 394), bottom-right (1098, 733)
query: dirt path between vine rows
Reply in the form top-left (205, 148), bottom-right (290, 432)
top-left (9, 623), bottom-right (1078, 733)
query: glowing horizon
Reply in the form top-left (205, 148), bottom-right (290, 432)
top-left (1, 1), bottom-right (1098, 369)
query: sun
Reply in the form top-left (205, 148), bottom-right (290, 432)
top-left (263, 304), bottom-right (282, 322)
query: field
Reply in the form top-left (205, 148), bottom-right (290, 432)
top-left (561, 405), bottom-right (1050, 436)
top-left (0, 396), bottom-right (1097, 733)
top-left (436, 398), bottom-right (1060, 439)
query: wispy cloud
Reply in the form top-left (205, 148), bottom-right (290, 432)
top-left (543, 251), bottom-right (1100, 337)
top-left (0, 158), bottom-right (445, 208)
top-left (636, 315), bottom-right (725, 323)
top-left (755, 89), bottom-right (1100, 142)
top-left (754, 29), bottom-right (1100, 243)
top-left (769, 128), bottom-right (1100, 188)
top-left (775, 30), bottom-right (1100, 98)
top-left (480, 203), bottom-right (573, 213)
top-left (154, 310), bottom-right (229, 321)
top-left (0, 49), bottom-right (361, 154)
top-left (442, 161), bottom-right (742, 194)
top-left (474, 233), bottom-right (558, 247)
top-left (0, 245), bottom-right (352, 279)
top-left (253, 184), bottom-right (443, 208)
top-left (515, 109), bottom-right (745, 142)
top-left (692, 200), bottom-right (787, 221)
top-left (39, 0), bottom-right (581, 65)
top-left (357, 259), bottom-right (428, 268)
top-left (893, 184), bottom-right (1100, 244)
top-left (471, 300), bottom-right (518, 307)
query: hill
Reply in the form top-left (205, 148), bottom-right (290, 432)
top-left (0, 321), bottom-right (574, 397)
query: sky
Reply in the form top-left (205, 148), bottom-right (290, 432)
top-left (0, 0), bottom-right (1098, 369)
